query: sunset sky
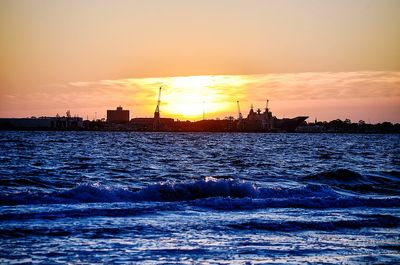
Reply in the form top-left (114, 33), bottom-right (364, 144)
top-left (1, 0), bottom-right (399, 122)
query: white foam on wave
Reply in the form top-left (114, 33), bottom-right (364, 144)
top-left (1, 178), bottom-right (400, 208)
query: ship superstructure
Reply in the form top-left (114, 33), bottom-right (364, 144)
top-left (237, 100), bottom-right (308, 132)
top-left (240, 101), bottom-right (274, 131)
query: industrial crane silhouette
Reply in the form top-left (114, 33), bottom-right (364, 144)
top-left (153, 86), bottom-right (162, 130)
top-left (237, 101), bottom-right (243, 121)
top-left (237, 100), bottom-right (244, 130)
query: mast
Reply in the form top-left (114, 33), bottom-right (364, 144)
top-left (249, 103), bottom-right (254, 115)
top-left (265, 99), bottom-right (272, 130)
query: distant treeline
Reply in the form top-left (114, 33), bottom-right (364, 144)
top-left (297, 119), bottom-right (400, 133)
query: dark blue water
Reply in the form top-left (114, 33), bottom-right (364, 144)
top-left (0, 131), bottom-right (399, 264)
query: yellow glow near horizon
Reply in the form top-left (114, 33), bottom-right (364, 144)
top-left (163, 76), bottom-right (227, 118)
top-left (134, 75), bottom-right (250, 119)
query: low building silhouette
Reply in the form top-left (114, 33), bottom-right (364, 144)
top-left (107, 106), bottom-right (129, 123)
top-left (0, 116), bottom-right (83, 130)
top-left (131, 118), bottom-right (174, 131)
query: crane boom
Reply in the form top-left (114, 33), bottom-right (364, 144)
top-left (153, 86), bottom-right (162, 130)
top-left (237, 101), bottom-right (243, 120)
top-left (154, 86), bottom-right (162, 118)
top-left (158, 86), bottom-right (162, 103)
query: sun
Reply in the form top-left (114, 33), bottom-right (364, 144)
top-left (161, 76), bottom-right (231, 119)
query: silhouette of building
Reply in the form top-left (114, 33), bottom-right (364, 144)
top-left (0, 116), bottom-right (83, 130)
top-left (107, 106), bottom-right (129, 123)
top-left (131, 118), bottom-right (174, 131)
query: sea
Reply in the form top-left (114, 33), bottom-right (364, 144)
top-left (0, 131), bottom-right (399, 264)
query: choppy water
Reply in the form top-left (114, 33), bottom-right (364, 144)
top-left (0, 131), bottom-right (399, 264)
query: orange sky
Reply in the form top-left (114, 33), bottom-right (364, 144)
top-left (1, 0), bottom-right (399, 122)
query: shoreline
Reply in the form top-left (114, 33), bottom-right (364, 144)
top-left (1, 128), bottom-right (399, 134)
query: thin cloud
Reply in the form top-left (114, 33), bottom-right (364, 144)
top-left (1, 71), bottom-right (399, 122)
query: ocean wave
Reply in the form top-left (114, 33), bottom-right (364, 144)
top-left (0, 224), bottom-right (167, 239)
top-left (0, 203), bottom-right (181, 221)
top-left (1, 178), bottom-right (400, 209)
top-left (0, 178), bottom-right (256, 205)
top-left (227, 214), bottom-right (400, 232)
top-left (302, 169), bottom-right (400, 195)
top-left (191, 195), bottom-right (400, 210)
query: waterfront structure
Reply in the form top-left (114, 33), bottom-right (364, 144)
top-left (129, 99), bottom-right (307, 132)
top-left (0, 116), bottom-right (83, 130)
top-left (0, 86), bottom-right (307, 132)
top-left (128, 87), bottom-right (307, 132)
top-left (239, 103), bottom-right (274, 131)
top-left (130, 86), bottom-right (176, 131)
top-left (131, 117), bottom-right (174, 131)
top-left (107, 106), bottom-right (129, 123)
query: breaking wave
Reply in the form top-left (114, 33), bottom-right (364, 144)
top-left (1, 176), bottom-right (399, 209)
